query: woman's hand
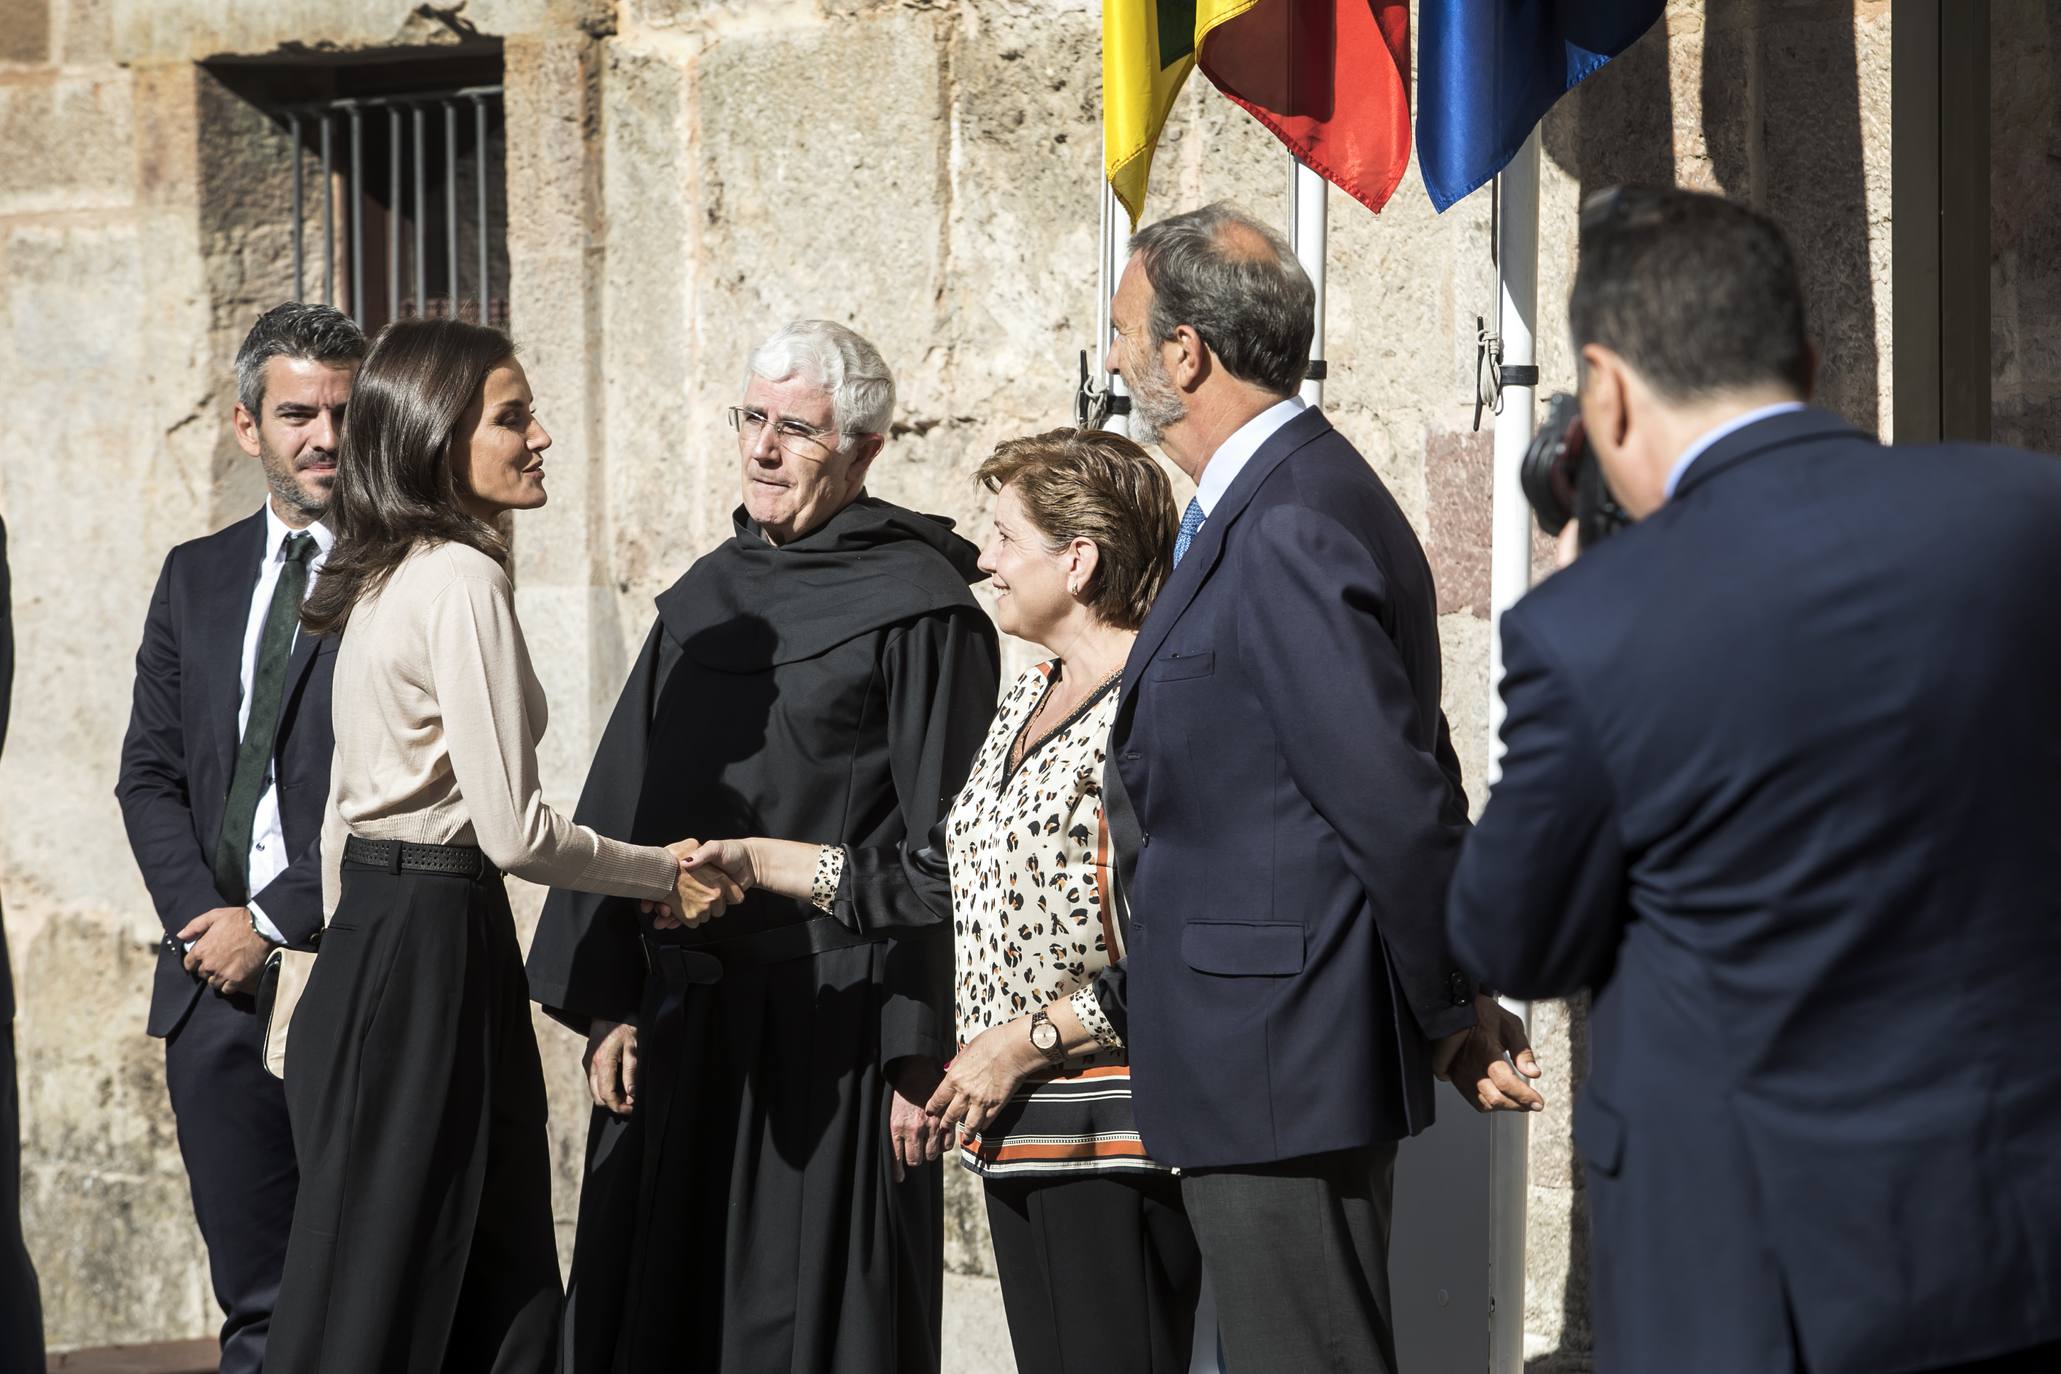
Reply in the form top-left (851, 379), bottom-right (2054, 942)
top-left (643, 839), bottom-right (745, 930)
top-left (923, 1018), bottom-right (1046, 1135)
top-left (584, 1019), bottom-right (639, 1115)
top-left (681, 839), bottom-right (760, 897)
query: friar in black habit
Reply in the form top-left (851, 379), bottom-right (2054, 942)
top-left (526, 320), bottom-right (999, 1374)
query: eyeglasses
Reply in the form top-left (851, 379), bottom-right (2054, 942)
top-left (726, 405), bottom-right (842, 455)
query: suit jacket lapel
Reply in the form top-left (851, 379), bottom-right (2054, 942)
top-left (1120, 406), bottom-right (1335, 709)
top-left (204, 512), bottom-right (269, 767)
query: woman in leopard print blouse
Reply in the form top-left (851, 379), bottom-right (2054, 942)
top-left (923, 428), bottom-right (1199, 1372)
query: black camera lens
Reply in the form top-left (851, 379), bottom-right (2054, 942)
top-left (1520, 394), bottom-right (1586, 536)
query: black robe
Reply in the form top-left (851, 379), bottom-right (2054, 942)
top-left (526, 497), bottom-right (999, 1374)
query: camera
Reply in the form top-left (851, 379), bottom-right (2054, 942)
top-left (1520, 393), bottom-right (1631, 549)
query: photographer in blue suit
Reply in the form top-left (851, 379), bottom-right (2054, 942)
top-left (1450, 186), bottom-right (2061, 1374)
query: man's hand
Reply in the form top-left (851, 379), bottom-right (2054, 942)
top-left (1432, 993), bottom-right (1546, 1113)
top-left (584, 1019), bottom-right (639, 1116)
top-left (887, 1058), bottom-right (947, 1184)
top-left (924, 1020), bottom-right (1043, 1139)
top-left (176, 907), bottom-right (271, 997)
top-left (640, 839), bottom-right (745, 930)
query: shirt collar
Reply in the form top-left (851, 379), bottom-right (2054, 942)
top-left (1662, 402), bottom-right (1808, 501)
top-left (260, 503), bottom-right (334, 560)
top-left (1193, 395), bottom-right (1307, 516)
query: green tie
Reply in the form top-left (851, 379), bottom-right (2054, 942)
top-left (213, 532), bottom-right (316, 904)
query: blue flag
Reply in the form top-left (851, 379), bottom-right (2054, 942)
top-left (1418, 0), bottom-right (1665, 212)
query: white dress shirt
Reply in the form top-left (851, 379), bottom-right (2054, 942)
top-left (1662, 401), bottom-right (1808, 501)
top-left (239, 505), bottom-right (333, 944)
top-left (1193, 395), bottom-right (1309, 518)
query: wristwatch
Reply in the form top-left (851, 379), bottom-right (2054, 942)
top-left (248, 909), bottom-right (284, 948)
top-left (1029, 1009), bottom-right (1067, 1069)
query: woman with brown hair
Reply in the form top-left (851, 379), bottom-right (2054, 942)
top-left (268, 318), bottom-right (732, 1373)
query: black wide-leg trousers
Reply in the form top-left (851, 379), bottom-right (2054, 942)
top-left (0, 1019), bottom-right (43, 1374)
top-left (270, 858), bottom-right (560, 1374)
top-left (984, 1170), bottom-right (1201, 1374)
top-left (163, 985), bottom-right (297, 1374)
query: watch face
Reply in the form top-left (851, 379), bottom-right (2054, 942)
top-left (1031, 1020), bottom-right (1059, 1051)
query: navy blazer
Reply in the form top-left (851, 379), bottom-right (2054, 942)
top-left (1097, 407), bottom-right (1475, 1170)
top-left (1449, 408), bottom-right (2061, 1374)
top-left (116, 511), bottom-right (337, 1038)
top-left (0, 519), bottom-right (14, 1023)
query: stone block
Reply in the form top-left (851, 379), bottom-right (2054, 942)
top-left (106, 0), bottom-right (588, 65)
top-left (688, 7), bottom-right (950, 430)
top-left (0, 72), bottom-right (135, 216)
top-left (16, 914), bottom-right (212, 1350)
top-left (0, 0), bottom-right (50, 63)
top-left (942, 1272), bottom-right (1017, 1371)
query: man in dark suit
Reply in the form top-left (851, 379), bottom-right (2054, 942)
top-left (117, 303), bottom-right (365, 1374)
top-left (0, 517), bottom-right (45, 1372)
top-left (1449, 187), bottom-right (2061, 1374)
top-left (1082, 203), bottom-right (1539, 1374)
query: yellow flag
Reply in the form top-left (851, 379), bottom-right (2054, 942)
top-left (1104, 0), bottom-right (1259, 226)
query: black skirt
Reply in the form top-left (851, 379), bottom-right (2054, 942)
top-left (269, 851), bottom-right (561, 1374)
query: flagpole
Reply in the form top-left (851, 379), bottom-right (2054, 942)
top-left (1487, 127), bottom-right (1540, 1374)
top-left (1098, 183), bottom-right (1133, 437)
top-left (1289, 156), bottom-right (1328, 406)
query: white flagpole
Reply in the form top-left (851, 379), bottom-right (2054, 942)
top-left (1099, 183), bottom-right (1133, 437)
top-left (1289, 156), bottom-right (1328, 406)
top-left (1487, 127), bottom-right (1541, 1374)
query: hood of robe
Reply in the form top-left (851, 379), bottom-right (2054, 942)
top-left (655, 494), bottom-right (988, 669)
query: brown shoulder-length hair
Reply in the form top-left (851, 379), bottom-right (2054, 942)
top-left (301, 318), bottom-right (515, 636)
top-left (976, 428), bottom-right (1178, 632)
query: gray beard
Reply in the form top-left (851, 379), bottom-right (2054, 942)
top-left (262, 443), bottom-right (330, 520)
top-left (1127, 362), bottom-right (1186, 446)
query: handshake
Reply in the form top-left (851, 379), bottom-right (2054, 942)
top-left (643, 838), bottom-right (778, 930)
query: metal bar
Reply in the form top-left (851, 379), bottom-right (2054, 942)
top-left (388, 106), bottom-right (402, 324)
top-left (1289, 156), bottom-right (1328, 408)
top-left (281, 84), bottom-right (503, 115)
top-left (1939, 2), bottom-right (1991, 441)
top-left (445, 100), bottom-right (460, 313)
top-left (319, 112), bottom-right (334, 307)
top-left (1891, 0), bottom-right (1943, 443)
top-left (289, 112), bottom-right (304, 302)
top-left (349, 105), bottom-right (364, 321)
top-left (413, 104), bottom-right (428, 316)
top-left (476, 95), bottom-right (491, 327)
top-left (1486, 127), bottom-right (1540, 1374)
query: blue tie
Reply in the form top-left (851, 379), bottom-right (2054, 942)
top-left (1173, 496), bottom-right (1205, 567)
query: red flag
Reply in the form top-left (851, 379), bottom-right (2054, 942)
top-left (1198, 1), bottom-right (1413, 216)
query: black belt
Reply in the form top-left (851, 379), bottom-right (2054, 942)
top-left (644, 916), bottom-right (871, 985)
top-left (343, 835), bottom-right (498, 881)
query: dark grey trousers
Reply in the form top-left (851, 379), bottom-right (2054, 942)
top-left (1181, 1143), bottom-right (1399, 1374)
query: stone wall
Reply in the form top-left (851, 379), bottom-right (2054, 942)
top-left (0, 0), bottom-right (1904, 1365)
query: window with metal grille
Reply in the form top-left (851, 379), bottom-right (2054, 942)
top-left (278, 84), bottom-right (508, 332)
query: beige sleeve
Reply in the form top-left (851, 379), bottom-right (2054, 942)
top-left (425, 573), bottom-right (680, 900)
top-left (321, 776), bottom-right (345, 921)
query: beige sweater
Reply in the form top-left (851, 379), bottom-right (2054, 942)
top-left (320, 539), bottom-right (679, 917)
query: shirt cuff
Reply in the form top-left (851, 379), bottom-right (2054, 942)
top-left (810, 845), bottom-right (847, 914)
top-left (1069, 985), bottom-right (1122, 1051)
top-left (246, 901), bottom-right (288, 946)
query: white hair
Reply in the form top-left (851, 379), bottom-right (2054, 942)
top-left (744, 319), bottom-right (896, 440)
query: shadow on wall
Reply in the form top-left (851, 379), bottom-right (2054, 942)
top-left (1526, 4), bottom-right (1877, 1369)
top-left (1541, 0), bottom-right (1882, 425)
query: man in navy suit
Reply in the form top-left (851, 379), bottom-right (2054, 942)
top-left (117, 303), bottom-right (364, 1374)
top-left (1449, 187), bottom-right (2061, 1374)
top-left (1083, 203), bottom-right (1540, 1374)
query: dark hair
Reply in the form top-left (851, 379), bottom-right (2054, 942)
top-left (301, 318), bottom-right (515, 636)
top-left (234, 302), bottom-right (368, 415)
top-left (1129, 202), bottom-right (1314, 397)
top-left (976, 427), bottom-right (1178, 632)
top-left (1570, 186), bottom-right (1812, 402)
